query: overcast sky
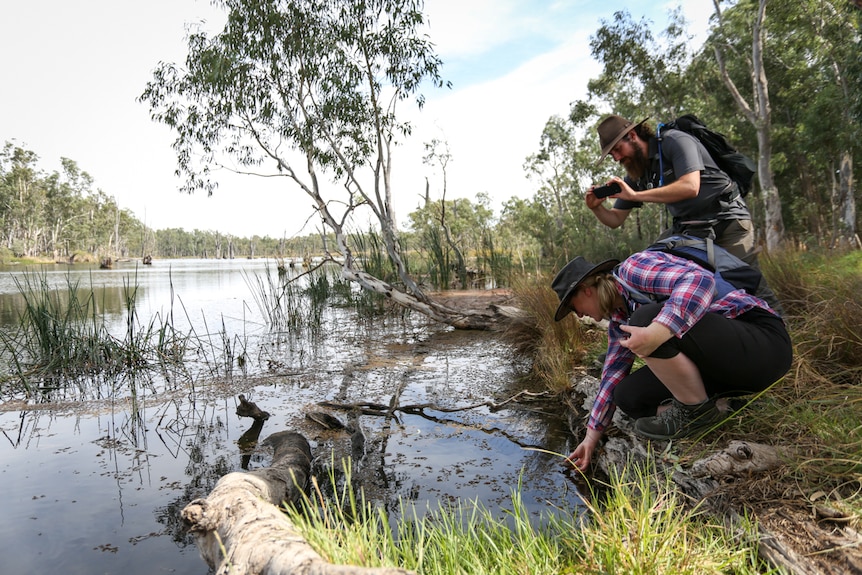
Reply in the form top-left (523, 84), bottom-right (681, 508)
top-left (1, 1), bottom-right (712, 239)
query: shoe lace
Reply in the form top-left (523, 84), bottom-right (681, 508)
top-left (655, 401), bottom-right (687, 430)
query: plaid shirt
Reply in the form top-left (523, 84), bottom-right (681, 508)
top-left (588, 249), bottom-right (778, 432)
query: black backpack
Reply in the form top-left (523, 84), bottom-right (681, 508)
top-left (613, 235), bottom-right (780, 313)
top-left (658, 114), bottom-right (757, 197)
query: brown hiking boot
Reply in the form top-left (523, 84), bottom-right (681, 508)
top-left (635, 398), bottom-right (722, 440)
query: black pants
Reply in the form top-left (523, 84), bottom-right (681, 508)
top-left (612, 304), bottom-right (792, 420)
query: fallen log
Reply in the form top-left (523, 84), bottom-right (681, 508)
top-left (181, 430), bottom-right (413, 575)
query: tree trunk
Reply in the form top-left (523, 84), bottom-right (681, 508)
top-left (833, 152), bottom-right (858, 248)
top-left (181, 430), bottom-right (414, 575)
top-left (339, 262), bottom-right (506, 329)
top-left (712, 0), bottom-right (786, 251)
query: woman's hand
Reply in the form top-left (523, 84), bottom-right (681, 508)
top-left (565, 428), bottom-right (603, 472)
top-left (619, 322), bottom-right (673, 358)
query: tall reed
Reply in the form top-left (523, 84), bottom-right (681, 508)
top-left (422, 226), bottom-right (451, 290)
top-left (478, 228), bottom-right (512, 288)
top-left (243, 262), bottom-right (306, 332)
top-left (0, 269), bottom-right (191, 396)
top-left (351, 227), bottom-right (402, 286)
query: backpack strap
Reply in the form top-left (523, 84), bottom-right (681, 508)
top-left (656, 123), bottom-right (666, 187)
top-left (612, 265), bottom-right (655, 305)
top-left (659, 235), bottom-right (717, 268)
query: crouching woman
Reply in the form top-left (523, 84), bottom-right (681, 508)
top-left (551, 248), bottom-right (792, 472)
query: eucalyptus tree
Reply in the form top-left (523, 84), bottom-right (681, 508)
top-left (708, 0), bottom-right (787, 250)
top-left (693, 0), bottom-right (861, 247)
top-left (776, 0), bottom-right (860, 247)
top-left (42, 159), bottom-right (94, 258)
top-left (0, 143), bottom-right (43, 255)
top-left (519, 112), bottom-right (619, 264)
top-left (587, 8), bottom-right (700, 121)
top-left (523, 116), bottom-right (578, 233)
top-left (420, 137), bottom-right (467, 287)
top-left (141, 0), bottom-right (503, 328)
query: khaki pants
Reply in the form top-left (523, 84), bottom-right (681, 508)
top-left (714, 219), bottom-right (758, 267)
top-left (665, 218), bottom-right (758, 266)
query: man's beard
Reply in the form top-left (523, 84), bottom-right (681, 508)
top-left (624, 143), bottom-right (650, 181)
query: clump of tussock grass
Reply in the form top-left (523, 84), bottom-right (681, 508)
top-left (500, 274), bottom-right (603, 392)
top-left (572, 461), bottom-right (764, 575)
top-left (750, 249), bottom-right (862, 495)
top-left (761, 247), bottom-right (862, 381)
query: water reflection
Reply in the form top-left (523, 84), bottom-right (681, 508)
top-left (0, 259), bottom-right (584, 575)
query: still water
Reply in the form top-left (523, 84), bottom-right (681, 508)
top-left (0, 258), bottom-right (584, 575)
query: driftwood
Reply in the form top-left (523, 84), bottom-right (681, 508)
top-left (690, 439), bottom-right (790, 478)
top-left (318, 389), bottom-right (553, 417)
top-left (183, 397), bottom-right (413, 575)
top-left (237, 394), bottom-right (271, 421)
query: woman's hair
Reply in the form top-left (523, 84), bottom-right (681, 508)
top-left (578, 272), bottom-right (619, 318)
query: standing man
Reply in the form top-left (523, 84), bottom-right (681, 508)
top-left (586, 115), bottom-right (757, 265)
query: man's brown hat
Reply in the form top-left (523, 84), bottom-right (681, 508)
top-left (596, 115), bottom-right (649, 163)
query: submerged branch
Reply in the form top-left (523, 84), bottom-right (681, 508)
top-left (319, 389), bottom-right (554, 416)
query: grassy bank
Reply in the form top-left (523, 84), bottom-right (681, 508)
top-left (287, 246), bottom-right (861, 573)
top-left (289, 460), bottom-right (768, 575)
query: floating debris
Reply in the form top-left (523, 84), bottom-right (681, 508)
top-left (305, 411), bottom-right (347, 431)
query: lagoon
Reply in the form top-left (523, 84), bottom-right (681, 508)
top-left (0, 258), bottom-right (584, 575)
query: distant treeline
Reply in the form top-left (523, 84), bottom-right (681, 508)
top-left (0, 142), bottom-right (337, 261)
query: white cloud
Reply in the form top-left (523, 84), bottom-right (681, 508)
top-left (1, 1), bottom-right (709, 238)
top-left (422, 0), bottom-right (524, 58)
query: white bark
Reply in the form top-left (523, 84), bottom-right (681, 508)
top-left (182, 431), bottom-right (414, 575)
top-left (712, 0), bottom-right (786, 250)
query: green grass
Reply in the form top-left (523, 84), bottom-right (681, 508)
top-left (289, 458), bottom-right (771, 574)
top-left (504, 245), bottom-right (862, 540)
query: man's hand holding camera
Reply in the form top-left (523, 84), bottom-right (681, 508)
top-left (586, 178), bottom-right (629, 209)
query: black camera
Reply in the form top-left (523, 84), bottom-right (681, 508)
top-left (592, 182), bottom-right (621, 198)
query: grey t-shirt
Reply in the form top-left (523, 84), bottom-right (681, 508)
top-left (614, 129), bottom-right (751, 224)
